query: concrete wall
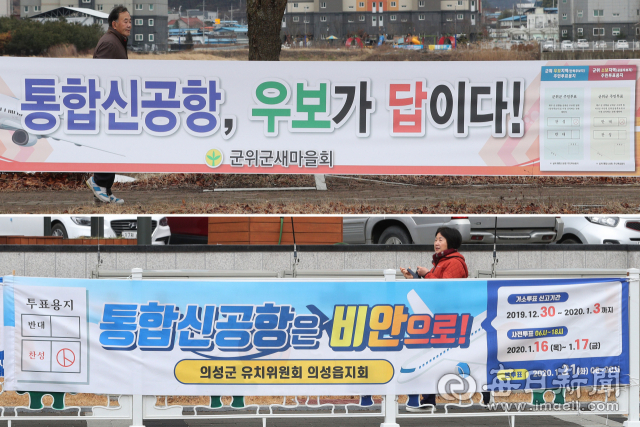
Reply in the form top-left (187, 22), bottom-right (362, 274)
top-left (0, 245), bottom-right (638, 279)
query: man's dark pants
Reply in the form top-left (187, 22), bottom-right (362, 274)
top-left (94, 173), bottom-right (115, 194)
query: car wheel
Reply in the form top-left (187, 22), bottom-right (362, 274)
top-left (379, 226), bottom-right (411, 244)
top-left (51, 223), bottom-right (68, 239)
top-left (559, 237), bottom-right (581, 244)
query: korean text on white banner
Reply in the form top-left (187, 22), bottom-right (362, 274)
top-left (0, 58), bottom-right (638, 176)
top-left (2, 275), bottom-right (629, 395)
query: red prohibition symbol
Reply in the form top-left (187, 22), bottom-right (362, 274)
top-left (56, 348), bottom-right (75, 367)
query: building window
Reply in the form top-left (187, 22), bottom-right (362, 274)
top-left (33, 5), bottom-right (40, 11)
top-left (359, 14), bottom-right (365, 20)
top-left (293, 16), bottom-right (299, 21)
top-left (390, 14), bottom-right (396, 20)
top-left (149, 4), bottom-right (153, 10)
top-left (379, 15), bottom-right (383, 23)
top-left (149, 34), bottom-right (154, 41)
top-left (471, 0), bottom-right (474, 5)
top-left (23, 6), bottom-right (28, 12)
top-left (561, 29), bottom-right (567, 36)
top-left (612, 27), bottom-right (620, 36)
top-left (82, 0), bottom-right (91, 4)
top-left (348, 16), bottom-right (354, 21)
top-left (135, 4), bottom-right (143, 9)
top-left (372, 15), bottom-right (376, 23)
top-left (562, 13), bottom-right (567, 19)
top-left (457, 13), bottom-right (463, 19)
top-left (390, 1), bottom-right (396, 6)
top-left (593, 9), bottom-right (603, 16)
top-left (446, 17), bottom-right (452, 21)
top-left (593, 28), bottom-right (604, 35)
top-left (359, 1), bottom-right (364, 6)
top-left (577, 10), bottom-right (582, 17)
top-left (320, 15), bottom-right (326, 21)
top-left (304, 17), bottom-right (309, 22)
top-left (577, 28), bottom-right (583, 35)
top-left (321, 1), bottom-right (326, 7)
top-left (293, 2), bottom-right (298, 6)
top-left (457, 0), bottom-right (462, 4)
top-left (135, 19), bottom-right (143, 25)
top-left (637, 27), bottom-right (640, 35)
top-left (135, 34), bottom-right (143, 41)
top-left (148, 18), bottom-right (154, 25)
top-left (97, 4), bottom-right (103, 10)
top-left (612, 12), bottom-right (619, 16)
top-left (418, 13), bottom-right (425, 19)
top-left (419, 0), bottom-right (424, 5)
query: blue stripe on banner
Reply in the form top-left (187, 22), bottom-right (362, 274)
top-left (541, 66), bottom-right (589, 81)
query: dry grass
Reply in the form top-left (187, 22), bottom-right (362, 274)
top-left (51, 199), bottom-right (640, 215)
top-left (41, 44), bottom-right (540, 62)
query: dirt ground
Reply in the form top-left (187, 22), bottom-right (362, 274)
top-left (1, 174), bottom-right (640, 214)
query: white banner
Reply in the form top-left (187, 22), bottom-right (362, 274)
top-left (0, 58), bottom-right (638, 175)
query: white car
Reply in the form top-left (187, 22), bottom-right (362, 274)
top-left (558, 216), bottom-right (640, 244)
top-left (51, 216), bottom-right (171, 244)
top-left (576, 39), bottom-right (589, 48)
top-left (0, 216), bottom-right (171, 244)
top-left (616, 40), bottom-right (629, 49)
top-left (594, 40), bottom-right (607, 49)
top-left (561, 40), bottom-right (574, 50)
top-left (542, 40), bottom-right (555, 51)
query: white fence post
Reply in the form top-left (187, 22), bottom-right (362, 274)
top-left (382, 269), bottom-right (400, 427)
top-left (130, 268), bottom-right (144, 427)
top-left (625, 268), bottom-right (640, 427)
top-left (131, 394), bottom-right (144, 427)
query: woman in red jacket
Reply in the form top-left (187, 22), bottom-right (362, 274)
top-left (400, 227), bottom-right (470, 412)
top-left (400, 226), bottom-right (468, 280)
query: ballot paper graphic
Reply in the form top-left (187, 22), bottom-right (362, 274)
top-left (13, 285), bottom-right (87, 384)
top-left (539, 65), bottom-right (636, 172)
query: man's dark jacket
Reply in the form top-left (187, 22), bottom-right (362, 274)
top-left (93, 27), bottom-right (128, 59)
top-left (92, 27), bottom-right (127, 192)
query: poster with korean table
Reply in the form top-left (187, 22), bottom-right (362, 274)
top-left (1, 276), bottom-right (629, 395)
top-left (0, 58), bottom-right (638, 176)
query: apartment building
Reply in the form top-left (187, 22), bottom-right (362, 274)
top-left (282, 0), bottom-right (480, 41)
top-left (20, 0), bottom-right (168, 50)
top-left (558, 0), bottom-right (640, 41)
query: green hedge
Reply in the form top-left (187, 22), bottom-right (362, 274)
top-left (0, 17), bottom-right (104, 56)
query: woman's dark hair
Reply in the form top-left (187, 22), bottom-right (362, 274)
top-left (435, 226), bottom-right (462, 249)
top-left (108, 6), bottom-right (129, 28)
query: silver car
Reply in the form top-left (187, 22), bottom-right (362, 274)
top-left (343, 216), bottom-right (471, 244)
top-left (558, 216), bottom-right (640, 244)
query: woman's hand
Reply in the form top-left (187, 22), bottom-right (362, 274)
top-left (400, 267), bottom-right (413, 279)
top-left (416, 266), bottom-right (429, 277)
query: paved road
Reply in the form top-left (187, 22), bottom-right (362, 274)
top-left (1, 180), bottom-right (640, 213)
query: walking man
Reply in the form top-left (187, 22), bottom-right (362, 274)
top-left (86, 6), bottom-right (131, 204)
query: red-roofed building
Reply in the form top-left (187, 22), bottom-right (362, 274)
top-left (168, 16), bottom-right (204, 28)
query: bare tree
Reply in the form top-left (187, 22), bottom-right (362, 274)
top-left (247, 0), bottom-right (287, 60)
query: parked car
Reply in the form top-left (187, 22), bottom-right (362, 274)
top-left (342, 216), bottom-right (563, 245)
top-left (561, 40), bottom-right (574, 50)
top-left (594, 40), bottom-right (607, 49)
top-left (343, 216), bottom-right (471, 245)
top-left (558, 216), bottom-right (640, 244)
top-left (0, 216), bottom-right (171, 244)
top-left (616, 40), bottom-right (629, 49)
top-left (542, 40), bottom-right (555, 51)
top-left (576, 39), bottom-right (589, 48)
